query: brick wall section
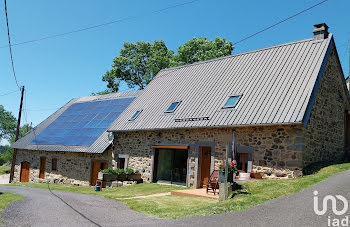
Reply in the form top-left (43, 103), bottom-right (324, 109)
top-left (13, 148), bottom-right (113, 186)
top-left (114, 125), bottom-right (303, 187)
top-left (303, 46), bottom-right (350, 165)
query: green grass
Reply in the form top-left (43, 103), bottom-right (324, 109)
top-left (0, 166), bottom-right (10, 175)
top-left (8, 163), bottom-right (350, 219)
top-left (9, 182), bottom-right (184, 199)
top-left (0, 192), bottom-right (22, 223)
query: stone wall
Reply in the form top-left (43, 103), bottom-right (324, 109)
top-left (13, 148), bottom-right (113, 186)
top-left (114, 124), bottom-right (304, 187)
top-left (303, 46), bottom-right (350, 165)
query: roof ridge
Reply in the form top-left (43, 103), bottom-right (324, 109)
top-left (76, 90), bottom-right (140, 102)
top-left (158, 36), bottom-right (320, 74)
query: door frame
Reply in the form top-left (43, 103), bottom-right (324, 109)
top-left (150, 144), bottom-right (189, 186)
top-left (198, 146), bottom-right (212, 188)
top-left (194, 141), bottom-right (216, 189)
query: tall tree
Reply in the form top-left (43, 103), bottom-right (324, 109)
top-left (102, 40), bottom-right (173, 92)
top-left (99, 37), bottom-right (233, 93)
top-left (0, 105), bottom-right (16, 141)
top-left (171, 37), bottom-right (234, 66)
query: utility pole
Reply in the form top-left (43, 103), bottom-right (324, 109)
top-left (9, 85), bottom-right (24, 183)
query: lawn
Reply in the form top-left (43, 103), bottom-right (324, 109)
top-left (0, 192), bottom-right (22, 220)
top-left (0, 166), bottom-right (10, 175)
top-left (9, 182), bottom-right (184, 199)
top-left (8, 162), bottom-right (350, 219)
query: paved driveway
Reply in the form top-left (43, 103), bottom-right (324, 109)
top-left (1, 169), bottom-right (350, 227)
top-left (0, 185), bottom-right (171, 227)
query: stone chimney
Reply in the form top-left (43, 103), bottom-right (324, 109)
top-left (313, 23), bottom-right (329, 40)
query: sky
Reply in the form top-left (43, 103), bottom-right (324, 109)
top-left (0, 0), bottom-right (349, 145)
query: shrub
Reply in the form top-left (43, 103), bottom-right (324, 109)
top-left (125, 168), bottom-right (134, 174)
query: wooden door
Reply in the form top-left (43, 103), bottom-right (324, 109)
top-left (39, 157), bottom-right (46, 179)
top-left (91, 161), bottom-right (100, 186)
top-left (20, 161), bottom-right (30, 182)
top-left (91, 162), bottom-right (108, 186)
top-left (200, 147), bottom-right (211, 188)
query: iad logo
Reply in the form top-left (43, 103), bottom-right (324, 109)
top-left (313, 190), bottom-right (349, 226)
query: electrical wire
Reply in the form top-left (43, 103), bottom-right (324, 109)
top-left (4, 0), bottom-right (20, 89)
top-left (0, 0), bottom-right (199, 49)
top-left (233, 0), bottom-right (329, 46)
top-left (0, 90), bottom-right (19, 96)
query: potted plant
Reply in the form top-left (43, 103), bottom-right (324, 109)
top-left (218, 161), bottom-right (237, 183)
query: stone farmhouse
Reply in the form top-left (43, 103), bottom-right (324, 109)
top-left (11, 23), bottom-right (350, 188)
top-left (11, 91), bottom-right (140, 186)
top-left (108, 23), bottom-right (350, 188)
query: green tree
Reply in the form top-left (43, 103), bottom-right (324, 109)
top-left (171, 37), bottom-right (234, 66)
top-left (102, 40), bottom-right (173, 92)
top-left (0, 105), bottom-right (16, 141)
top-left (0, 124), bottom-right (33, 165)
top-left (100, 37), bottom-right (233, 93)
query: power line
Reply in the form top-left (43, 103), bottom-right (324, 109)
top-left (0, 89), bottom-right (19, 96)
top-left (233, 0), bottom-right (329, 46)
top-left (0, 0), bottom-right (199, 49)
top-left (4, 0), bottom-right (20, 89)
top-left (24, 107), bottom-right (60, 111)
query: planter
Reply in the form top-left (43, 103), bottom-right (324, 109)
top-left (219, 172), bottom-right (233, 183)
top-left (98, 172), bottom-right (118, 181)
top-left (117, 173), bottom-right (126, 181)
top-left (127, 173), bottom-right (142, 181)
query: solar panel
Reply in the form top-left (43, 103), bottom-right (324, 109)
top-left (30, 97), bottom-right (135, 146)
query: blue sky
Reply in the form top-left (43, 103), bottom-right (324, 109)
top-left (0, 0), bottom-right (349, 144)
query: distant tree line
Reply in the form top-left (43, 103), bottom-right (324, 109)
top-left (0, 105), bottom-right (32, 165)
top-left (95, 37), bottom-right (234, 94)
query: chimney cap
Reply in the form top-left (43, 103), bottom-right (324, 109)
top-left (313, 23), bottom-right (329, 40)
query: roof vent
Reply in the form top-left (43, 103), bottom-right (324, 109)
top-left (313, 23), bottom-right (329, 40)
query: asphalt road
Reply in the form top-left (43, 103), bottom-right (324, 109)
top-left (1, 169), bottom-right (350, 227)
top-left (0, 185), bottom-right (171, 227)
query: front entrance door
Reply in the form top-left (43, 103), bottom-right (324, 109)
top-left (154, 148), bottom-right (188, 185)
top-left (39, 157), bottom-right (46, 179)
top-left (91, 161), bottom-right (107, 186)
top-left (200, 147), bottom-right (211, 188)
top-left (20, 161), bottom-right (30, 182)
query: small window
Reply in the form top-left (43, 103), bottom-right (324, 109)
top-left (165, 101), bottom-right (181, 113)
top-left (52, 158), bottom-right (57, 171)
top-left (129, 110), bottom-right (142, 121)
top-left (223, 95), bottom-right (241, 109)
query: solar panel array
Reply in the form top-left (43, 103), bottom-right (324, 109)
top-left (30, 97), bottom-right (135, 146)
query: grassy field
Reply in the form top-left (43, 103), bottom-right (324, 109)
top-left (8, 163), bottom-right (350, 219)
top-left (0, 166), bottom-right (10, 175)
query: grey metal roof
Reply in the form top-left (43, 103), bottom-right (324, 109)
top-left (12, 90), bottom-right (140, 153)
top-left (109, 35), bottom-right (333, 132)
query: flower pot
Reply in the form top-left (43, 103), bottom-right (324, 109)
top-left (219, 172), bottom-right (233, 183)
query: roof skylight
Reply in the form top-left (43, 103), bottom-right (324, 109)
top-left (165, 101), bottom-right (181, 113)
top-left (223, 95), bottom-right (241, 109)
top-left (129, 110), bottom-right (142, 121)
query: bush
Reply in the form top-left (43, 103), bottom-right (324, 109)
top-left (100, 168), bottom-right (137, 174)
top-left (125, 168), bottom-right (134, 174)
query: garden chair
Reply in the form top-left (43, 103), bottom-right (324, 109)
top-left (205, 170), bottom-right (220, 195)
